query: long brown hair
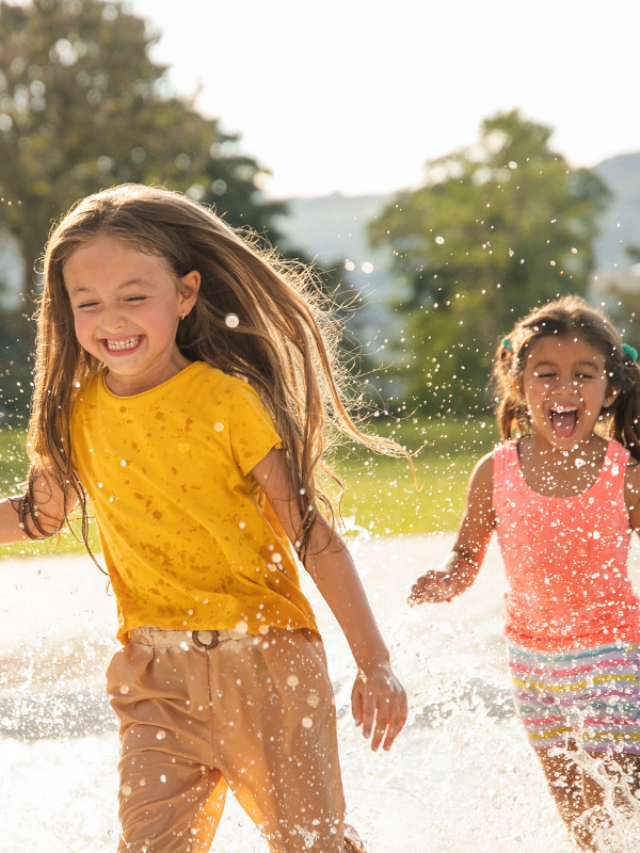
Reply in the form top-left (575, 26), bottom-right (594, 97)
top-left (493, 295), bottom-right (640, 459)
top-left (24, 184), bottom-right (405, 557)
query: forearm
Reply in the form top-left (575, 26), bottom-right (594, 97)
top-left (304, 524), bottom-right (390, 672)
top-left (410, 548), bottom-right (482, 605)
top-left (439, 548), bottom-right (481, 597)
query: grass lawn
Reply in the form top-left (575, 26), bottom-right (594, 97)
top-left (0, 415), bottom-right (500, 555)
top-left (334, 414), bottom-right (498, 537)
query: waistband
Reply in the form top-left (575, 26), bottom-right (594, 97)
top-left (130, 626), bottom-right (255, 650)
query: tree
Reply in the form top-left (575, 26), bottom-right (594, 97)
top-left (0, 0), bottom-right (287, 416)
top-left (368, 110), bottom-right (610, 414)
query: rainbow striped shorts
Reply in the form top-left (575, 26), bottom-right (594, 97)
top-left (508, 641), bottom-right (640, 755)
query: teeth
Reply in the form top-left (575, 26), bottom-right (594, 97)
top-left (105, 336), bottom-right (140, 351)
top-left (551, 405), bottom-right (578, 414)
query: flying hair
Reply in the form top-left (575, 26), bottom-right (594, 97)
top-left (493, 295), bottom-right (640, 459)
top-left (21, 184), bottom-right (408, 561)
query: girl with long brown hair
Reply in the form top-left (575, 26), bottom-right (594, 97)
top-left (411, 296), bottom-right (640, 850)
top-left (0, 184), bottom-right (407, 853)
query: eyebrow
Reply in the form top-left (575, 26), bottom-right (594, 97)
top-left (532, 360), bottom-right (603, 369)
top-left (70, 278), bottom-right (154, 294)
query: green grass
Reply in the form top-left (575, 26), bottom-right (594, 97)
top-left (0, 429), bottom-right (98, 558)
top-left (0, 415), bottom-right (499, 555)
top-left (333, 414), bottom-right (499, 536)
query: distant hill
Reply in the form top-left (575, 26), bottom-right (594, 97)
top-left (276, 153), bottom-right (640, 332)
top-left (274, 194), bottom-right (396, 348)
top-left (593, 151), bottom-right (640, 269)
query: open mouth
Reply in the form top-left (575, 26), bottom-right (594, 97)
top-left (101, 335), bottom-right (142, 353)
top-left (549, 403), bottom-right (579, 438)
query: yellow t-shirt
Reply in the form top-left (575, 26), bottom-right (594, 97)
top-left (70, 361), bottom-right (318, 644)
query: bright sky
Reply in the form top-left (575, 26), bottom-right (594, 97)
top-left (129, 0), bottom-right (638, 198)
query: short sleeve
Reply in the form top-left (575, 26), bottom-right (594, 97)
top-left (228, 383), bottom-right (282, 475)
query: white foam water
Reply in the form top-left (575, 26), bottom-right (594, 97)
top-left (1, 534), bottom-right (639, 851)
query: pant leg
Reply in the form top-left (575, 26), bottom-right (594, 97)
top-left (107, 641), bottom-right (226, 853)
top-left (208, 629), bottom-right (347, 853)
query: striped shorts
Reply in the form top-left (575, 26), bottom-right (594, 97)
top-left (508, 641), bottom-right (640, 755)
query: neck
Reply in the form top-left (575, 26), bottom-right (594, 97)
top-left (105, 350), bottom-right (192, 397)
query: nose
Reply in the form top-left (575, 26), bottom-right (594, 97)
top-left (99, 304), bottom-right (127, 333)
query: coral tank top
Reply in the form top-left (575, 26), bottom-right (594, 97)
top-left (493, 440), bottom-right (640, 650)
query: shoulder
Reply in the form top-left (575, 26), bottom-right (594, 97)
top-left (467, 450), bottom-right (496, 496)
top-left (622, 445), bottom-right (640, 512)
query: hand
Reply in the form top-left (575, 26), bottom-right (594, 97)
top-left (409, 570), bottom-right (455, 605)
top-left (351, 661), bottom-right (408, 752)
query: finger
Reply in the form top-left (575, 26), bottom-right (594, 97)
top-left (383, 689), bottom-right (408, 751)
top-left (370, 696), bottom-right (391, 752)
top-left (361, 687), bottom-right (378, 740)
top-left (382, 696), bottom-right (402, 750)
top-left (351, 683), bottom-right (363, 727)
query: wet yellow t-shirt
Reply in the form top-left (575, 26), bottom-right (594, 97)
top-left (70, 362), bottom-right (318, 644)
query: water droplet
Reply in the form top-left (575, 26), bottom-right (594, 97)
top-left (121, 785), bottom-right (132, 797)
top-left (156, 729), bottom-right (166, 740)
top-left (120, 459), bottom-right (127, 466)
top-left (435, 236), bottom-right (445, 245)
top-left (508, 161), bottom-right (518, 169)
top-left (225, 313), bottom-right (239, 328)
top-left (74, 381), bottom-right (81, 388)
top-left (593, 530), bottom-right (601, 540)
top-left (307, 693), bottom-right (320, 707)
top-left (259, 625), bottom-right (269, 635)
top-left (214, 422), bottom-right (224, 432)
top-left (180, 641), bottom-right (189, 651)
top-left (272, 552), bottom-right (282, 563)
top-left (575, 458), bottom-right (586, 468)
top-left (287, 675), bottom-right (299, 688)
top-left (120, 684), bottom-right (129, 694)
top-left (361, 261), bottom-right (374, 274)
top-left (344, 260), bottom-right (355, 271)
top-left (203, 599), bottom-right (209, 605)
top-left (235, 621), bottom-right (248, 633)
top-left (302, 716), bottom-right (313, 728)
top-left (160, 775), bottom-right (167, 783)
top-left (239, 521), bottom-right (246, 529)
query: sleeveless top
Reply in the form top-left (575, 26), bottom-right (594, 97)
top-left (493, 440), bottom-right (640, 650)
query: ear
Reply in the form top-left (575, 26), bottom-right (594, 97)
top-left (177, 270), bottom-right (201, 318)
top-left (605, 386), bottom-right (619, 408)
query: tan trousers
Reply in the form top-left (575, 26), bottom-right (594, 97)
top-left (107, 627), bottom-right (347, 853)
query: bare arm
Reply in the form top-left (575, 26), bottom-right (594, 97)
top-left (625, 459), bottom-right (640, 532)
top-left (0, 469), bottom-right (74, 545)
top-left (251, 448), bottom-right (408, 752)
top-left (409, 452), bottom-right (495, 605)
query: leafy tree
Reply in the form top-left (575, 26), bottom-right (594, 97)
top-left (368, 110), bottom-right (610, 414)
top-left (0, 0), bottom-right (287, 417)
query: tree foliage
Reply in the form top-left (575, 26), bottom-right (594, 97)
top-left (0, 0), bottom-right (288, 418)
top-left (0, 0), bottom-right (285, 286)
top-left (369, 110), bottom-right (610, 414)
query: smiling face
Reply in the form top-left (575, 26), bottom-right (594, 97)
top-left (65, 236), bottom-right (200, 396)
top-left (520, 334), bottom-right (618, 451)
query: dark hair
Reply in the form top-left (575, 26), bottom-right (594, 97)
top-left (493, 295), bottom-right (640, 459)
top-left (23, 184), bottom-right (407, 558)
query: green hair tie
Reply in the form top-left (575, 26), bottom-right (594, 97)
top-left (622, 343), bottom-right (638, 363)
top-left (501, 337), bottom-right (512, 353)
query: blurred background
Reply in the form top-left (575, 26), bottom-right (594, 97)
top-left (0, 0), bottom-right (639, 546)
top-left (0, 2), bottom-right (639, 850)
